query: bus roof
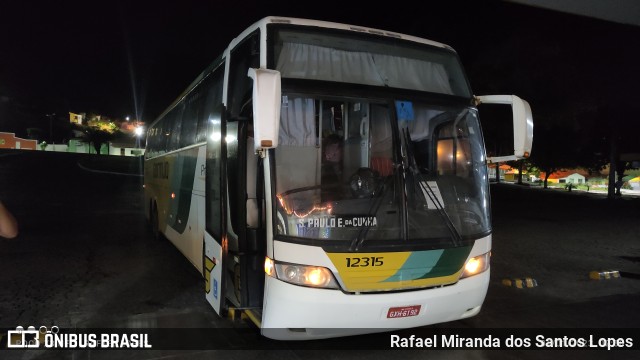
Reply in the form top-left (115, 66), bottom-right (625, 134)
top-left (231, 16), bottom-right (454, 53)
top-left (151, 16), bottom-right (457, 128)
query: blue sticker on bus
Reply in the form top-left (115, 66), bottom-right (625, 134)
top-left (213, 279), bottom-right (218, 299)
top-left (395, 101), bottom-right (415, 122)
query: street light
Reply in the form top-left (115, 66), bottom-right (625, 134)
top-left (134, 126), bottom-right (144, 149)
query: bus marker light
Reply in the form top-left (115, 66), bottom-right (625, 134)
top-left (264, 257), bottom-right (275, 276)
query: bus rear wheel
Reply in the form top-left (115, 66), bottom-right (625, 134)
top-left (150, 202), bottom-right (161, 241)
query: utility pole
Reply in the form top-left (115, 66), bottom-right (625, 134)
top-left (46, 113), bottom-right (56, 143)
top-left (608, 120), bottom-right (619, 199)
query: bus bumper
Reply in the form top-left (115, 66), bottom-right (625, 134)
top-left (260, 269), bottom-right (489, 340)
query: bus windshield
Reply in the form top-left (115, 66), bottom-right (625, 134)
top-left (272, 27), bottom-right (471, 98)
top-left (274, 95), bottom-right (490, 248)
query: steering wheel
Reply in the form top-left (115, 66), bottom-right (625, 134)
top-left (349, 167), bottom-right (380, 198)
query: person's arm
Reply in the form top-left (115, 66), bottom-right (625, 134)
top-left (0, 201), bottom-right (18, 239)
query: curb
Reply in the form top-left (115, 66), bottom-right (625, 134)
top-left (502, 277), bottom-right (538, 288)
top-left (589, 270), bottom-right (620, 280)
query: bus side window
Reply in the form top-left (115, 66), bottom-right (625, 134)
top-left (180, 89), bottom-right (202, 147)
top-left (228, 31), bottom-right (260, 120)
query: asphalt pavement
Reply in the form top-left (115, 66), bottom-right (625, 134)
top-left (1, 150), bottom-right (639, 359)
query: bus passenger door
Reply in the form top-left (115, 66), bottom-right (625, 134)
top-left (226, 30), bottom-right (265, 311)
top-left (204, 98), bottom-right (228, 316)
top-left (204, 231), bottom-right (225, 315)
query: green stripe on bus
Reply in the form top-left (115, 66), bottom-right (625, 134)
top-left (382, 250), bottom-right (444, 282)
top-left (380, 246), bottom-right (471, 282)
top-left (416, 246), bottom-right (472, 279)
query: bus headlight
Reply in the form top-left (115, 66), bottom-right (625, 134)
top-left (460, 252), bottom-right (490, 279)
top-left (265, 258), bottom-right (339, 289)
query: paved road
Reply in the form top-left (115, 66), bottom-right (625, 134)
top-left (0, 150), bottom-right (639, 359)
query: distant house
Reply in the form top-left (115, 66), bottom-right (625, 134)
top-left (69, 112), bottom-right (83, 125)
top-left (487, 164), bottom-right (511, 180)
top-left (487, 164), bottom-right (528, 182)
top-left (109, 141), bottom-right (145, 156)
top-left (547, 170), bottom-right (588, 184)
top-left (503, 166), bottom-right (527, 182)
top-left (0, 132), bottom-right (37, 150)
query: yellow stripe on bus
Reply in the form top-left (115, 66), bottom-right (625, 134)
top-left (327, 252), bottom-right (462, 292)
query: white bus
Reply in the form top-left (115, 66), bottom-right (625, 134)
top-left (144, 16), bottom-right (533, 340)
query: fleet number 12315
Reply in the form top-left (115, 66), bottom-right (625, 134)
top-left (346, 257), bottom-right (384, 267)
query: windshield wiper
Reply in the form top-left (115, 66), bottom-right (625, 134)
top-left (349, 175), bottom-right (390, 251)
top-left (402, 128), bottom-right (462, 247)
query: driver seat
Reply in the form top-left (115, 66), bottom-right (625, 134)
top-left (371, 157), bottom-right (393, 177)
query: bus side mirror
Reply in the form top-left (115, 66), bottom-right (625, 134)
top-left (475, 95), bottom-right (533, 163)
top-left (248, 68), bottom-right (281, 153)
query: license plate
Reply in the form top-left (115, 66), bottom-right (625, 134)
top-left (387, 305), bottom-right (421, 318)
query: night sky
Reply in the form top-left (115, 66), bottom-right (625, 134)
top-left (1, 0), bottom-right (639, 137)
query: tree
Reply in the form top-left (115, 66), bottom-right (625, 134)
top-left (528, 103), bottom-right (614, 189)
top-left (81, 127), bottom-right (115, 154)
top-left (26, 128), bottom-right (43, 141)
top-left (72, 116), bottom-right (119, 155)
top-left (594, 104), bottom-right (640, 198)
top-left (528, 118), bottom-right (580, 188)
